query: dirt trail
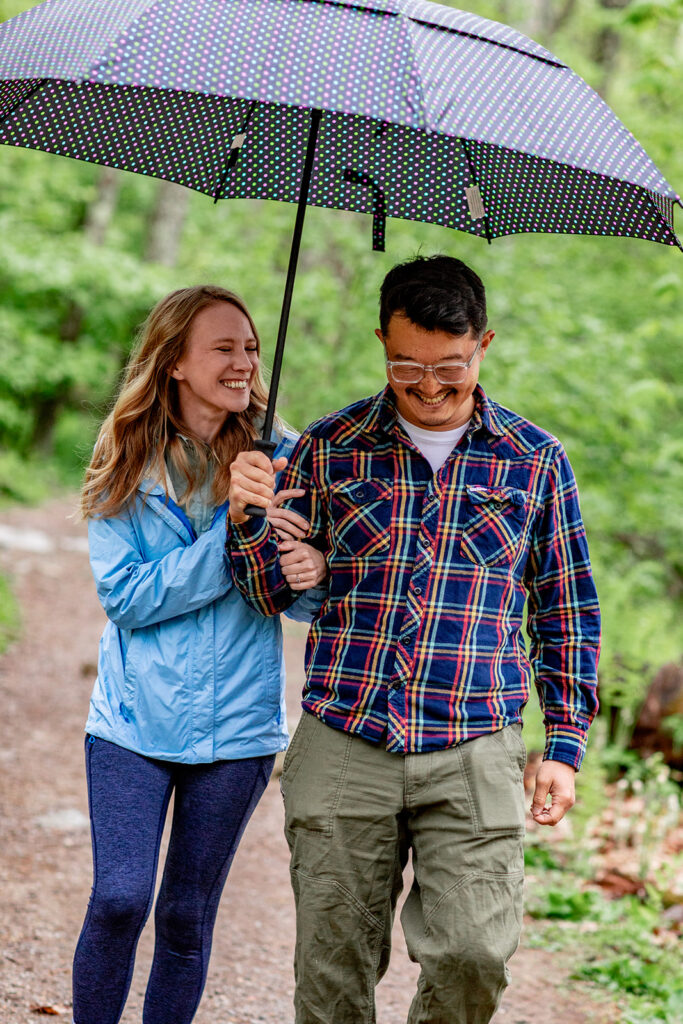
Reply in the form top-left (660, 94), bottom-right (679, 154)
top-left (0, 499), bottom-right (616, 1024)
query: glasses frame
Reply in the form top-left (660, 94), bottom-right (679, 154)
top-left (385, 338), bottom-right (482, 385)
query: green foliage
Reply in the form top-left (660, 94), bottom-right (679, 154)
top-left (0, 572), bottom-right (19, 653)
top-left (529, 886), bottom-right (605, 921)
top-left (527, 881), bottom-right (683, 1022)
top-left (662, 714), bottom-right (683, 755)
top-left (523, 843), bottom-right (562, 871)
top-left (0, 0), bottom-right (681, 736)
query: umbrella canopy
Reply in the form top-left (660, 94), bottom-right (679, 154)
top-left (1, 0), bottom-right (680, 507)
top-left (1, 0), bottom-right (679, 246)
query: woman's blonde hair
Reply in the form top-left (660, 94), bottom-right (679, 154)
top-left (81, 285), bottom-right (270, 519)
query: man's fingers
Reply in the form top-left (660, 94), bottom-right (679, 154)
top-left (234, 450), bottom-right (276, 474)
top-left (532, 796), bottom-right (572, 826)
top-left (531, 760), bottom-right (576, 827)
top-left (229, 451), bottom-right (279, 522)
top-left (270, 488), bottom-right (306, 507)
top-left (531, 778), bottom-right (551, 820)
top-left (267, 507), bottom-right (310, 540)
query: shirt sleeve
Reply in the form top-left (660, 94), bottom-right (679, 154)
top-left (227, 430), bottom-right (327, 617)
top-left (524, 444), bottom-right (601, 771)
top-left (88, 512), bottom-right (233, 630)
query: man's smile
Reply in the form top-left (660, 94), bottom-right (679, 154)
top-left (409, 389), bottom-right (453, 407)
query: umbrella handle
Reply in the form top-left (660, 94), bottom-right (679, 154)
top-left (243, 438), bottom-right (277, 518)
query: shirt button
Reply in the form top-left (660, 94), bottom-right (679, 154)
top-left (413, 586), bottom-right (422, 595)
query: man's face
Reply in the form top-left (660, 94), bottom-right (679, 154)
top-left (377, 313), bottom-right (494, 431)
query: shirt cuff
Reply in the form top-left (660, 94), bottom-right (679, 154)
top-left (226, 512), bottom-right (271, 547)
top-left (543, 723), bottom-right (588, 771)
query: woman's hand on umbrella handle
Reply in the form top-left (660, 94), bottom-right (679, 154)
top-left (267, 488), bottom-right (309, 539)
top-left (229, 451), bottom-right (287, 524)
top-left (279, 540), bottom-right (328, 590)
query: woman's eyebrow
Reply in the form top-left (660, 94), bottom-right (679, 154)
top-left (212, 336), bottom-right (258, 345)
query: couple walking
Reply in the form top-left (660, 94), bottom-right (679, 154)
top-left (74, 255), bottom-right (599, 1023)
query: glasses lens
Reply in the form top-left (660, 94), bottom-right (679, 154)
top-left (390, 363), bottom-right (423, 383)
top-left (434, 364), bottom-right (467, 384)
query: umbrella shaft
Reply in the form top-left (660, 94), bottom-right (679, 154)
top-left (262, 108), bottom-right (322, 441)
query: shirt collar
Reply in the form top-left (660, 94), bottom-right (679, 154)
top-left (368, 384), bottom-right (505, 440)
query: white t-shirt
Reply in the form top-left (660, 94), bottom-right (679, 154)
top-left (397, 413), bottom-right (470, 473)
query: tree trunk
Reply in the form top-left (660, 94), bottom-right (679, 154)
top-left (523, 0), bottom-right (579, 45)
top-left (144, 179), bottom-right (191, 266)
top-left (593, 0), bottom-right (633, 100)
top-left (83, 166), bottom-right (122, 245)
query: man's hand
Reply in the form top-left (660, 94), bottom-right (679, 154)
top-left (279, 540), bottom-right (328, 591)
top-left (228, 451), bottom-right (288, 524)
top-left (267, 488), bottom-right (309, 540)
top-left (531, 759), bottom-right (576, 826)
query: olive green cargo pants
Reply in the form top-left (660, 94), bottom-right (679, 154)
top-left (281, 713), bottom-right (526, 1024)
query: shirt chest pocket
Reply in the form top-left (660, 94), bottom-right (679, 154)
top-left (460, 485), bottom-right (530, 568)
top-left (328, 478), bottom-right (392, 558)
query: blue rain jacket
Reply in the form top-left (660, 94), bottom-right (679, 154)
top-left (85, 433), bottom-right (320, 762)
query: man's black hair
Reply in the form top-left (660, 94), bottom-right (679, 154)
top-left (379, 255), bottom-right (487, 338)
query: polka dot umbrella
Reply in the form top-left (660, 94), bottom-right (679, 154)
top-left (1, 0), bottom-right (680, 505)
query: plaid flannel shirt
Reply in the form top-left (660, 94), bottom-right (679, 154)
top-left (228, 385), bottom-right (600, 769)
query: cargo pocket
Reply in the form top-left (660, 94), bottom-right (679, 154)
top-left (460, 485), bottom-right (529, 568)
top-left (282, 714), bottom-right (353, 836)
top-left (329, 478), bottom-right (392, 558)
top-left (280, 714), bottom-right (315, 792)
top-left (459, 728), bottom-right (526, 836)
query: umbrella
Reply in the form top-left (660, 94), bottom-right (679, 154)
top-left (1, 0), bottom-right (680, 511)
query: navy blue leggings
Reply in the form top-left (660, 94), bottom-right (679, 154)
top-left (72, 736), bottom-right (274, 1024)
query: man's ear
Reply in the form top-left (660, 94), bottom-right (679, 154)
top-left (375, 328), bottom-right (384, 345)
top-left (480, 329), bottom-right (495, 359)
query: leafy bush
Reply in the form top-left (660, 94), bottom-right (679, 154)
top-left (0, 572), bottom-right (19, 653)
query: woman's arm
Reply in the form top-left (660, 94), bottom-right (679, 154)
top-left (89, 512), bottom-right (233, 630)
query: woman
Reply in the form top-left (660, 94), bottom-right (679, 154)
top-left (73, 285), bottom-right (325, 1024)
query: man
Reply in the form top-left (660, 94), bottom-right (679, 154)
top-left (227, 256), bottom-right (600, 1024)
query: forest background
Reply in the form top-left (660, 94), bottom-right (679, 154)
top-left (0, 1), bottom-right (681, 1021)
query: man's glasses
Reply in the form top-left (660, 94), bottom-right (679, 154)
top-left (385, 338), bottom-right (482, 385)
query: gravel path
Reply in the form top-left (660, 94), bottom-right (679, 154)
top-left (0, 498), bottom-right (617, 1024)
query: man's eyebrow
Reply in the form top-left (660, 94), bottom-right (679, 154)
top-left (391, 350), bottom-right (468, 361)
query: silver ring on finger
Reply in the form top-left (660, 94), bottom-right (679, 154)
top-left (296, 574), bottom-right (301, 584)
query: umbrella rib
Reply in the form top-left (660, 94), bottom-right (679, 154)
top-left (212, 99), bottom-right (258, 204)
top-left (407, 17), bottom-right (567, 70)
top-left (459, 139), bottom-right (492, 245)
top-left (296, 0), bottom-right (567, 69)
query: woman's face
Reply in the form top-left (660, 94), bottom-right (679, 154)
top-left (171, 302), bottom-right (259, 441)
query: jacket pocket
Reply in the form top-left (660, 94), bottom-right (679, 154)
top-left (460, 485), bottom-right (529, 568)
top-left (121, 630), bottom-right (140, 716)
top-left (329, 478), bottom-right (392, 558)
